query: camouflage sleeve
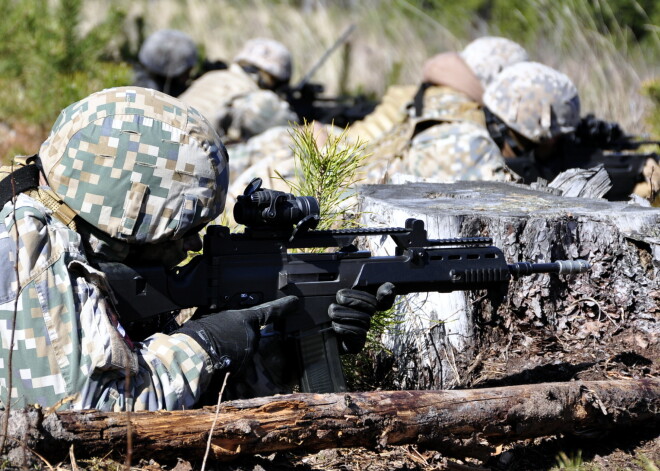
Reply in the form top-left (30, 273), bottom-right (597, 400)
top-left (345, 85), bottom-right (417, 145)
top-left (0, 195), bottom-right (214, 411)
top-left (228, 90), bottom-right (298, 141)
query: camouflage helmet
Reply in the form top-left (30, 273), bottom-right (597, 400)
top-left (483, 61), bottom-right (580, 143)
top-left (138, 29), bottom-right (198, 77)
top-left (39, 86), bottom-right (229, 244)
top-left (233, 38), bottom-right (292, 82)
top-left (459, 36), bottom-right (529, 88)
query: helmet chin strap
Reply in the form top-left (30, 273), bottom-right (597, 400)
top-left (484, 107), bottom-right (531, 158)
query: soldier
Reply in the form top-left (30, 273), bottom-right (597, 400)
top-left (346, 36), bottom-right (529, 149)
top-left (133, 29), bottom-right (199, 97)
top-left (0, 86), bottom-right (394, 411)
top-left (179, 38), bottom-right (298, 146)
top-left (226, 37), bottom-right (530, 192)
top-left (401, 61), bottom-right (581, 183)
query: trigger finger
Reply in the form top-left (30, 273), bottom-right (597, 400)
top-left (328, 305), bottom-right (371, 329)
top-left (335, 289), bottom-right (377, 313)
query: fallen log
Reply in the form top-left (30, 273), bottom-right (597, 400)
top-left (2, 379), bottom-right (658, 466)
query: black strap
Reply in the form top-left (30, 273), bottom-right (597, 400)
top-left (413, 82), bottom-right (432, 118)
top-left (0, 163), bottom-right (41, 208)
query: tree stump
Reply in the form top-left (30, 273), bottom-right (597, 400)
top-left (357, 181), bottom-right (660, 390)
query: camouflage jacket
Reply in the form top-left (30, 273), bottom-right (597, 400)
top-left (0, 190), bottom-right (214, 411)
top-left (355, 84), bottom-right (521, 184)
top-left (402, 120), bottom-right (516, 182)
top-left (179, 64), bottom-right (297, 143)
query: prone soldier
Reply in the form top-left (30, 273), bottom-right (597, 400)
top-left (399, 61), bottom-right (581, 183)
top-left (133, 29), bottom-right (199, 97)
top-left (178, 38), bottom-right (299, 145)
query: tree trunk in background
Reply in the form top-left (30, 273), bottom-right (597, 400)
top-left (1, 379), bottom-right (658, 466)
top-left (358, 181), bottom-right (660, 390)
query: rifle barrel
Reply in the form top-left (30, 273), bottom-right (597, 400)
top-left (294, 24), bottom-right (356, 91)
top-left (508, 260), bottom-right (590, 277)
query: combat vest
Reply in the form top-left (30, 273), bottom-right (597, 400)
top-left (360, 84), bottom-right (486, 183)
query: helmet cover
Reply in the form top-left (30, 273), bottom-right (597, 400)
top-left (460, 36), bottom-right (529, 88)
top-left (234, 38), bottom-right (292, 82)
top-left (139, 29), bottom-right (198, 77)
top-left (39, 86), bottom-right (229, 244)
top-left (483, 61), bottom-right (580, 143)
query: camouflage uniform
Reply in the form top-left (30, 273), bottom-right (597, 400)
top-left (402, 121), bottom-right (513, 182)
top-left (358, 84), bottom-right (490, 184)
top-left (179, 38), bottom-right (298, 143)
top-left (0, 87), bottom-right (228, 411)
top-left (226, 126), bottom-right (296, 207)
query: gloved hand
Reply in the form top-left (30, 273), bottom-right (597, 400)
top-left (328, 282), bottom-right (396, 354)
top-left (175, 296), bottom-right (299, 374)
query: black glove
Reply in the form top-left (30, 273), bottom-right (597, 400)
top-left (328, 282), bottom-right (396, 354)
top-left (175, 296), bottom-right (299, 374)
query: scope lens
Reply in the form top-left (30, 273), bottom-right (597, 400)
top-left (233, 191), bottom-right (320, 228)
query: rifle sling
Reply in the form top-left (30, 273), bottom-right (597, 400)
top-left (0, 158), bottom-right (78, 229)
top-left (0, 163), bottom-right (40, 208)
top-left (413, 82), bottom-right (432, 118)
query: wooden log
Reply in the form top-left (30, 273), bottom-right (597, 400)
top-left (357, 181), bottom-right (660, 390)
top-left (1, 379), bottom-right (658, 465)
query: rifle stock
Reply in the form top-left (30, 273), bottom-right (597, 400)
top-left (101, 218), bottom-right (589, 394)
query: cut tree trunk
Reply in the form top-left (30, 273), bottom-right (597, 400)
top-left (357, 181), bottom-right (660, 390)
top-left (1, 379), bottom-right (658, 465)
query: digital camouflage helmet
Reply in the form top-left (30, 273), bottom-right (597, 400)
top-left (234, 38), bottom-right (293, 83)
top-left (483, 61), bottom-right (580, 143)
top-left (39, 86), bottom-right (229, 244)
top-left (139, 29), bottom-right (198, 78)
top-left (460, 36), bottom-right (529, 88)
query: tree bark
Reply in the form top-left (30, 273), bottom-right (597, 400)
top-left (358, 181), bottom-right (660, 390)
top-left (1, 379), bottom-right (658, 465)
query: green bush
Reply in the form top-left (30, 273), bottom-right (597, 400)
top-left (643, 78), bottom-right (660, 137)
top-left (411, 0), bottom-right (659, 45)
top-left (0, 0), bottom-right (132, 128)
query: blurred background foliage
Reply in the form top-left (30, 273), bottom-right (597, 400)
top-left (0, 0), bottom-right (658, 162)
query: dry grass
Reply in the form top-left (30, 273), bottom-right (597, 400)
top-left (77, 0), bottom-right (660, 135)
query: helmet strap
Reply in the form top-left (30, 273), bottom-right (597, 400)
top-left (484, 107), bottom-right (532, 157)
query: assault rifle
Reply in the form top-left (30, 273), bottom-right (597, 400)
top-left (101, 179), bottom-right (590, 394)
top-left (279, 24), bottom-right (377, 127)
top-left (505, 114), bottom-right (660, 201)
